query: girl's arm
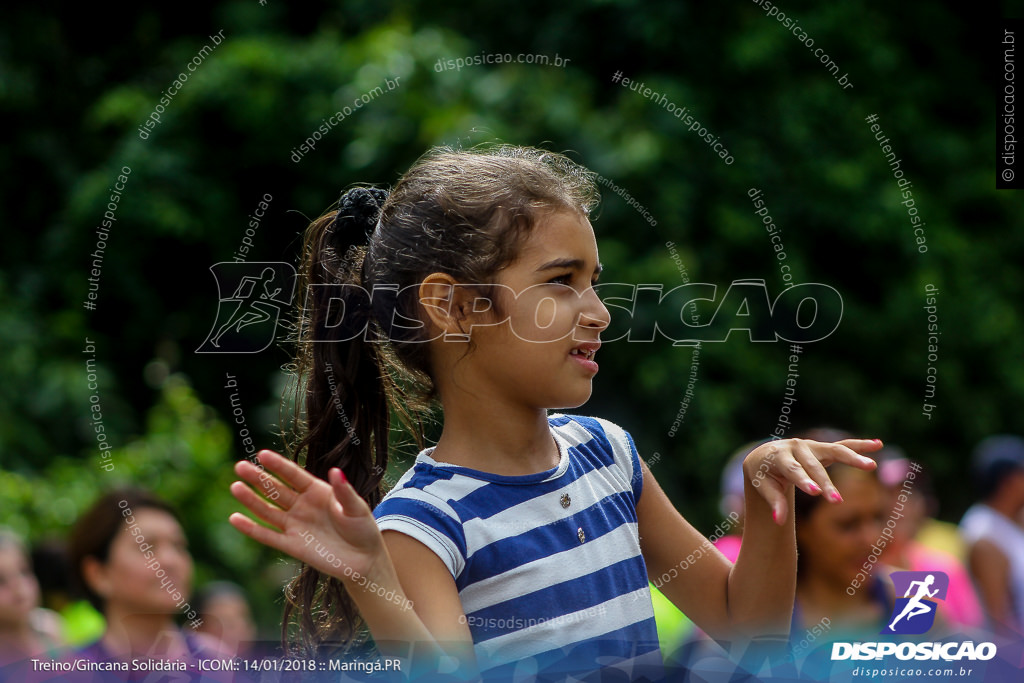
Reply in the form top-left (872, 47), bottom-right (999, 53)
top-left (381, 531), bottom-right (477, 664)
top-left (637, 438), bottom-right (881, 644)
top-left (229, 450), bottom-right (474, 669)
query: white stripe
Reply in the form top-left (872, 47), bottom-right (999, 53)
top-left (462, 458), bottom-right (628, 556)
top-left (550, 414), bottom-right (599, 449)
top-left (388, 458), bottom-right (493, 501)
top-left (459, 522), bottom-right (642, 611)
top-left (475, 586), bottom-right (655, 665)
top-left (593, 416), bottom-right (637, 489)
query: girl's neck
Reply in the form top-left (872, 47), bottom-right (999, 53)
top-left (98, 606), bottom-right (186, 659)
top-left (431, 399), bottom-right (559, 476)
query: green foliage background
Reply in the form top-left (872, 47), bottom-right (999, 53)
top-left (2, 1), bottom-right (1022, 636)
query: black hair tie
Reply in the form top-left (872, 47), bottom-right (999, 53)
top-left (333, 186), bottom-right (389, 240)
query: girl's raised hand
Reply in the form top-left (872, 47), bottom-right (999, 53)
top-left (743, 438), bottom-right (883, 524)
top-left (229, 450), bottom-right (385, 585)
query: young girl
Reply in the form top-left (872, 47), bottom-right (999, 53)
top-left (228, 145), bottom-right (882, 679)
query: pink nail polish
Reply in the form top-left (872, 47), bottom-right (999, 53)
top-left (808, 482), bottom-right (821, 494)
top-left (772, 508), bottom-right (779, 524)
top-left (830, 491), bottom-right (844, 503)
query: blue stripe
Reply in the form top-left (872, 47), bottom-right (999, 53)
top-left (456, 492), bottom-right (638, 591)
top-left (480, 621), bottom-right (661, 678)
top-left (465, 557), bottom-right (650, 643)
top-left (372, 496), bottom-right (468, 559)
top-left (547, 413), bottom-right (574, 428)
top-left (396, 461), bottom-right (457, 491)
top-left (452, 443), bottom-right (615, 521)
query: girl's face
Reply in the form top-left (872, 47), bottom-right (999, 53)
top-left (464, 209), bottom-right (610, 410)
top-left (86, 509), bottom-right (193, 616)
top-left (796, 470), bottom-right (886, 588)
top-left (0, 545), bottom-right (39, 626)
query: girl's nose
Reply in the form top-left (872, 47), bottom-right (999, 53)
top-left (579, 288), bottom-right (611, 330)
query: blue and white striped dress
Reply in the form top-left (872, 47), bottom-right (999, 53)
top-left (373, 414), bottom-right (661, 678)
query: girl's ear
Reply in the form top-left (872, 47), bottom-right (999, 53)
top-left (419, 273), bottom-right (469, 341)
top-left (419, 273), bottom-right (500, 341)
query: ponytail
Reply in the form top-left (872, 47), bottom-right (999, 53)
top-left (282, 187), bottom-right (416, 654)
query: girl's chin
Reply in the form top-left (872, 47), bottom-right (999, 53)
top-left (551, 391), bottom-right (593, 411)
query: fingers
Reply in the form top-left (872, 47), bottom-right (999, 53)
top-left (790, 441), bottom-right (838, 500)
top-left (819, 440), bottom-right (876, 473)
top-left (837, 438), bottom-right (884, 452)
top-left (228, 512), bottom-right (289, 553)
top-left (254, 450), bottom-right (317, 493)
top-left (754, 474), bottom-right (789, 525)
top-left (793, 438), bottom-right (884, 504)
top-left (229, 480), bottom-right (288, 530)
top-left (329, 468), bottom-right (372, 518)
top-left (234, 459), bottom-right (297, 509)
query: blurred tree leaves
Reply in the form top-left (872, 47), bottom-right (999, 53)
top-left (1, 0), bottom-right (1022, 634)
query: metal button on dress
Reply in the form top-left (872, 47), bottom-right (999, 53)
top-left (560, 493), bottom-right (571, 508)
top-left (577, 527), bottom-right (586, 543)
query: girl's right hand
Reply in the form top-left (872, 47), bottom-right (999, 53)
top-left (229, 450), bottom-right (385, 587)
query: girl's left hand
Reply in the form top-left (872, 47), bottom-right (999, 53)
top-left (743, 438), bottom-right (883, 524)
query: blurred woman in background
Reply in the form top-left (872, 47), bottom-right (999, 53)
top-left (0, 528), bottom-right (63, 677)
top-left (69, 489), bottom-right (222, 672)
top-left (787, 427), bottom-right (894, 679)
top-left (793, 459), bottom-right (891, 638)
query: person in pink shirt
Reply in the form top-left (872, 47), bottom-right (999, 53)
top-left (876, 449), bottom-right (983, 629)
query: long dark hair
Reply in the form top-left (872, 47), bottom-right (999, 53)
top-left (282, 145), bottom-right (599, 653)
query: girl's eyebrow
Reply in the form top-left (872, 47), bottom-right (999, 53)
top-left (536, 257), bottom-right (603, 275)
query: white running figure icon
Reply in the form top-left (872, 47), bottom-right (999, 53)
top-left (888, 574), bottom-right (939, 631)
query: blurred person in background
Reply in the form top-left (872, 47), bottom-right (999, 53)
top-left (959, 435), bottom-right (1024, 636)
top-left (875, 447), bottom-right (983, 629)
top-left (791, 428), bottom-right (892, 641)
top-left (30, 539), bottom-right (104, 647)
top-left (669, 429), bottom-right (886, 676)
top-left (69, 489), bottom-right (223, 673)
top-left (194, 581), bottom-right (257, 657)
top-left (0, 529), bottom-right (64, 680)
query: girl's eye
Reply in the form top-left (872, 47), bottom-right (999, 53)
top-left (548, 273), bottom-right (573, 285)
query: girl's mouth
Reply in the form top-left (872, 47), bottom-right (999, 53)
top-left (570, 343), bottom-right (600, 373)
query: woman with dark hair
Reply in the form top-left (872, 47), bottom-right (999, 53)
top-left (69, 489), bottom-right (221, 676)
top-left (789, 428), bottom-right (893, 668)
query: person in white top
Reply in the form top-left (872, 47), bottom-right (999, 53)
top-left (959, 435), bottom-right (1024, 636)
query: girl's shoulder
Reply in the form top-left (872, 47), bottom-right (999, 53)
top-left (548, 413), bottom-right (636, 451)
top-left (549, 413), bottom-right (642, 480)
